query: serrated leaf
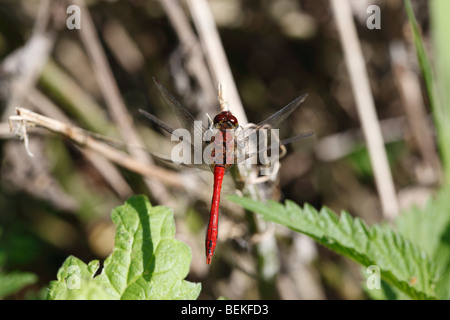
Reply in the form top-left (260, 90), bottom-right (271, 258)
top-left (396, 188), bottom-right (450, 299)
top-left (228, 195), bottom-right (438, 300)
top-left (47, 195), bottom-right (201, 300)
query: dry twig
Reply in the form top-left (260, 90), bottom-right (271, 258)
top-left (26, 88), bottom-right (134, 198)
top-left (73, 0), bottom-right (171, 203)
top-left (158, 0), bottom-right (217, 115)
top-left (185, 0), bottom-right (247, 123)
top-left (331, 0), bottom-right (399, 220)
top-left (9, 107), bottom-right (184, 189)
top-left (390, 42), bottom-right (441, 184)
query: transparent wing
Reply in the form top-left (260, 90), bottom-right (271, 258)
top-left (255, 94), bottom-right (308, 130)
top-left (239, 94), bottom-right (308, 144)
top-left (152, 77), bottom-right (206, 140)
top-left (234, 130), bottom-right (314, 165)
top-left (138, 109), bottom-right (182, 139)
top-left (280, 131), bottom-right (314, 146)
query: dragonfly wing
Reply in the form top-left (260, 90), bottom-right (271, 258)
top-left (140, 108), bottom-right (205, 160)
top-left (152, 77), bottom-right (206, 140)
top-left (280, 131), bottom-right (314, 145)
top-left (238, 93), bottom-right (309, 146)
top-left (149, 149), bottom-right (211, 171)
top-left (139, 109), bottom-right (176, 136)
top-left (256, 93), bottom-right (308, 130)
top-left (234, 131), bottom-right (314, 166)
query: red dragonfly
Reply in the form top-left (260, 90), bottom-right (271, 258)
top-left (139, 78), bottom-right (312, 264)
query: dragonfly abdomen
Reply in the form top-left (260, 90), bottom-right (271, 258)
top-left (205, 164), bottom-right (226, 264)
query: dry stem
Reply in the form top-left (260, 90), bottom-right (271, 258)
top-left (10, 108), bottom-right (183, 189)
top-left (331, 0), bottom-right (399, 220)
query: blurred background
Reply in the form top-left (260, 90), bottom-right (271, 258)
top-left (0, 0), bottom-right (439, 299)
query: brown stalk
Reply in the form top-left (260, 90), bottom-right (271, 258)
top-left (72, 0), bottom-right (171, 203)
top-left (10, 107), bottom-right (184, 189)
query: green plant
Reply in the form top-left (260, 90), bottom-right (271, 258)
top-left (405, 0), bottom-right (450, 185)
top-left (396, 187), bottom-right (450, 300)
top-left (0, 227), bottom-right (38, 299)
top-left (229, 190), bottom-right (450, 300)
top-left (47, 195), bottom-right (200, 300)
top-left (0, 271), bottom-right (37, 299)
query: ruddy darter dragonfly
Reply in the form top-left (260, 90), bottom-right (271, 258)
top-left (139, 78), bottom-right (312, 264)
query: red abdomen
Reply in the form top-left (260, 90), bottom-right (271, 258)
top-left (205, 165), bottom-right (226, 264)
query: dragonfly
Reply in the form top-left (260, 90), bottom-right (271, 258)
top-left (139, 78), bottom-right (313, 265)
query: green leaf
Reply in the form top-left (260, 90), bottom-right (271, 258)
top-left (47, 256), bottom-right (109, 300)
top-left (228, 195), bottom-right (438, 300)
top-left (396, 188), bottom-right (450, 299)
top-left (47, 195), bottom-right (201, 300)
top-left (0, 271), bottom-right (37, 298)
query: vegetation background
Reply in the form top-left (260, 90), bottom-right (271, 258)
top-left (0, 0), bottom-right (444, 299)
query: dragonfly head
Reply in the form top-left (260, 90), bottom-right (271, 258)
top-left (213, 111), bottom-right (238, 130)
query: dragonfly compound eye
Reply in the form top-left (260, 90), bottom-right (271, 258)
top-left (228, 115), bottom-right (238, 126)
top-left (214, 111), bottom-right (238, 128)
